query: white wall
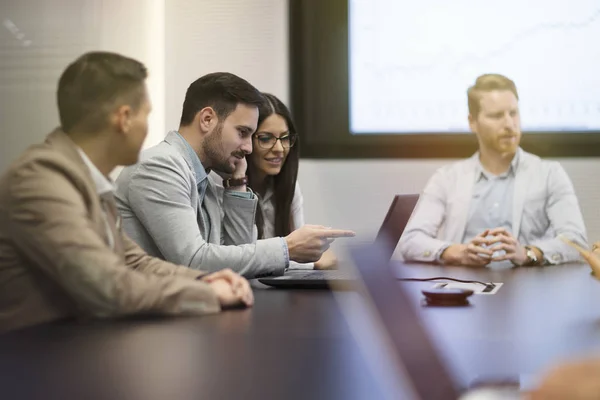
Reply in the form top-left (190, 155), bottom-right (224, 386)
top-left (0, 0), bottom-right (166, 174)
top-left (164, 0), bottom-right (289, 130)
top-left (2, 0), bottom-right (600, 243)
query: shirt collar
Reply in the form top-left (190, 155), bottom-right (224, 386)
top-left (262, 182), bottom-right (275, 202)
top-left (474, 147), bottom-right (521, 182)
top-left (76, 148), bottom-right (115, 195)
top-left (173, 131), bottom-right (209, 187)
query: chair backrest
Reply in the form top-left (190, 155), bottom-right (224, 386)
top-left (375, 194), bottom-right (420, 259)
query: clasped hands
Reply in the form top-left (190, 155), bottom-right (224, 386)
top-left (442, 227), bottom-right (534, 267)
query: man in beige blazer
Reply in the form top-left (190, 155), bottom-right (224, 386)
top-left (0, 51), bottom-right (253, 334)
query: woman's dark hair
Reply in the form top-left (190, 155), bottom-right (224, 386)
top-left (247, 93), bottom-right (300, 239)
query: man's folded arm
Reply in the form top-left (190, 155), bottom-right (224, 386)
top-left (221, 189), bottom-right (258, 245)
top-left (207, 171), bottom-right (257, 245)
top-left (398, 169), bottom-right (452, 262)
top-left (5, 165), bottom-right (220, 318)
top-left (529, 163), bottom-right (589, 265)
top-left (121, 234), bottom-right (210, 280)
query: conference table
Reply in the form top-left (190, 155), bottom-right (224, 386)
top-left (1, 261), bottom-right (600, 400)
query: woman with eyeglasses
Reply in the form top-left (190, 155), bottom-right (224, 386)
top-left (246, 93), bottom-right (337, 270)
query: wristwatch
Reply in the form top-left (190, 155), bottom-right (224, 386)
top-left (524, 246), bottom-right (538, 266)
top-left (223, 176), bottom-right (248, 188)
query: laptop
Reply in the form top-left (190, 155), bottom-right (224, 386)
top-left (347, 240), bottom-right (527, 399)
top-left (258, 194), bottom-right (420, 289)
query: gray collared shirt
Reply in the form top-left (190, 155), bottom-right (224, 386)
top-left (176, 132), bottom-right (209, 202)
top-left (175, 131), bottom-right (254, 239)
top-left (461, 152), bottom-right (519, 268)
top-left (462, 152), bottom-right (519, 243)
top-left (176, 132), bottom-right (211, 236)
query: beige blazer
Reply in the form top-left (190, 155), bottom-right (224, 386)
top-left (0, 129), bottom-right (221, 333)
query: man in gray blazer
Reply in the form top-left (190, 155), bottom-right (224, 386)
top-left (115, 73), bottom-right (354, 278)
top-left (398, 74), bottom-right (587, 267)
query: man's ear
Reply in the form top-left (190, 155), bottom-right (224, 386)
top-left (195, 107), bottom-right (217, 134)
top-left (468, 113), bottom-right (478, 134)
top-left (113, 104), bottom-right (133, 134)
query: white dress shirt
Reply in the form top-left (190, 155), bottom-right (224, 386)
top-left (260, 181), bottom-right (314, 270)
top-left (76, 148), bottom-right (117, 249)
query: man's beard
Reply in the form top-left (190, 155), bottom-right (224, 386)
top-left (204, 123), bottom-right (245, 173)
top-left (494, 131), bottom-right (520, 154)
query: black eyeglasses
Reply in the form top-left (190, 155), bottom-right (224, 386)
top-left (254, 133), bottom-right (297, 149)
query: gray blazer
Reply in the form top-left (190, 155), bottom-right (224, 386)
top-left (398, 149), bottom-right (588, 265)
top-left (114, 132), bottom-right (286, 278)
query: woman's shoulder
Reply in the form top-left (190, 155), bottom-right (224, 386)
top-left (292, 180), bottom-right (304, 206)
top-left (294, 180), bottom-right (302, 194)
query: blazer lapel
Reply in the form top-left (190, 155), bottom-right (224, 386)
top-left (512, 151), bottom-right (532, 239)
top-left (449, 169), bottom-right (475, 243)
top-left (165, 132), bottom-right (216, 242)
top-left (444, 155), bottom-right (477, 243)
top-left (46, 128), bottom-right (119, 249)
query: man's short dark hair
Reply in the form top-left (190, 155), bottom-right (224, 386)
top-left (57, 51), bottom-right (148, 134)
top-left (179, 72), bottom-right (265, 126)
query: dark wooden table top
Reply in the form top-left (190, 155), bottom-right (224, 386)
top-left (1, 262), bottom-right (600, 400)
